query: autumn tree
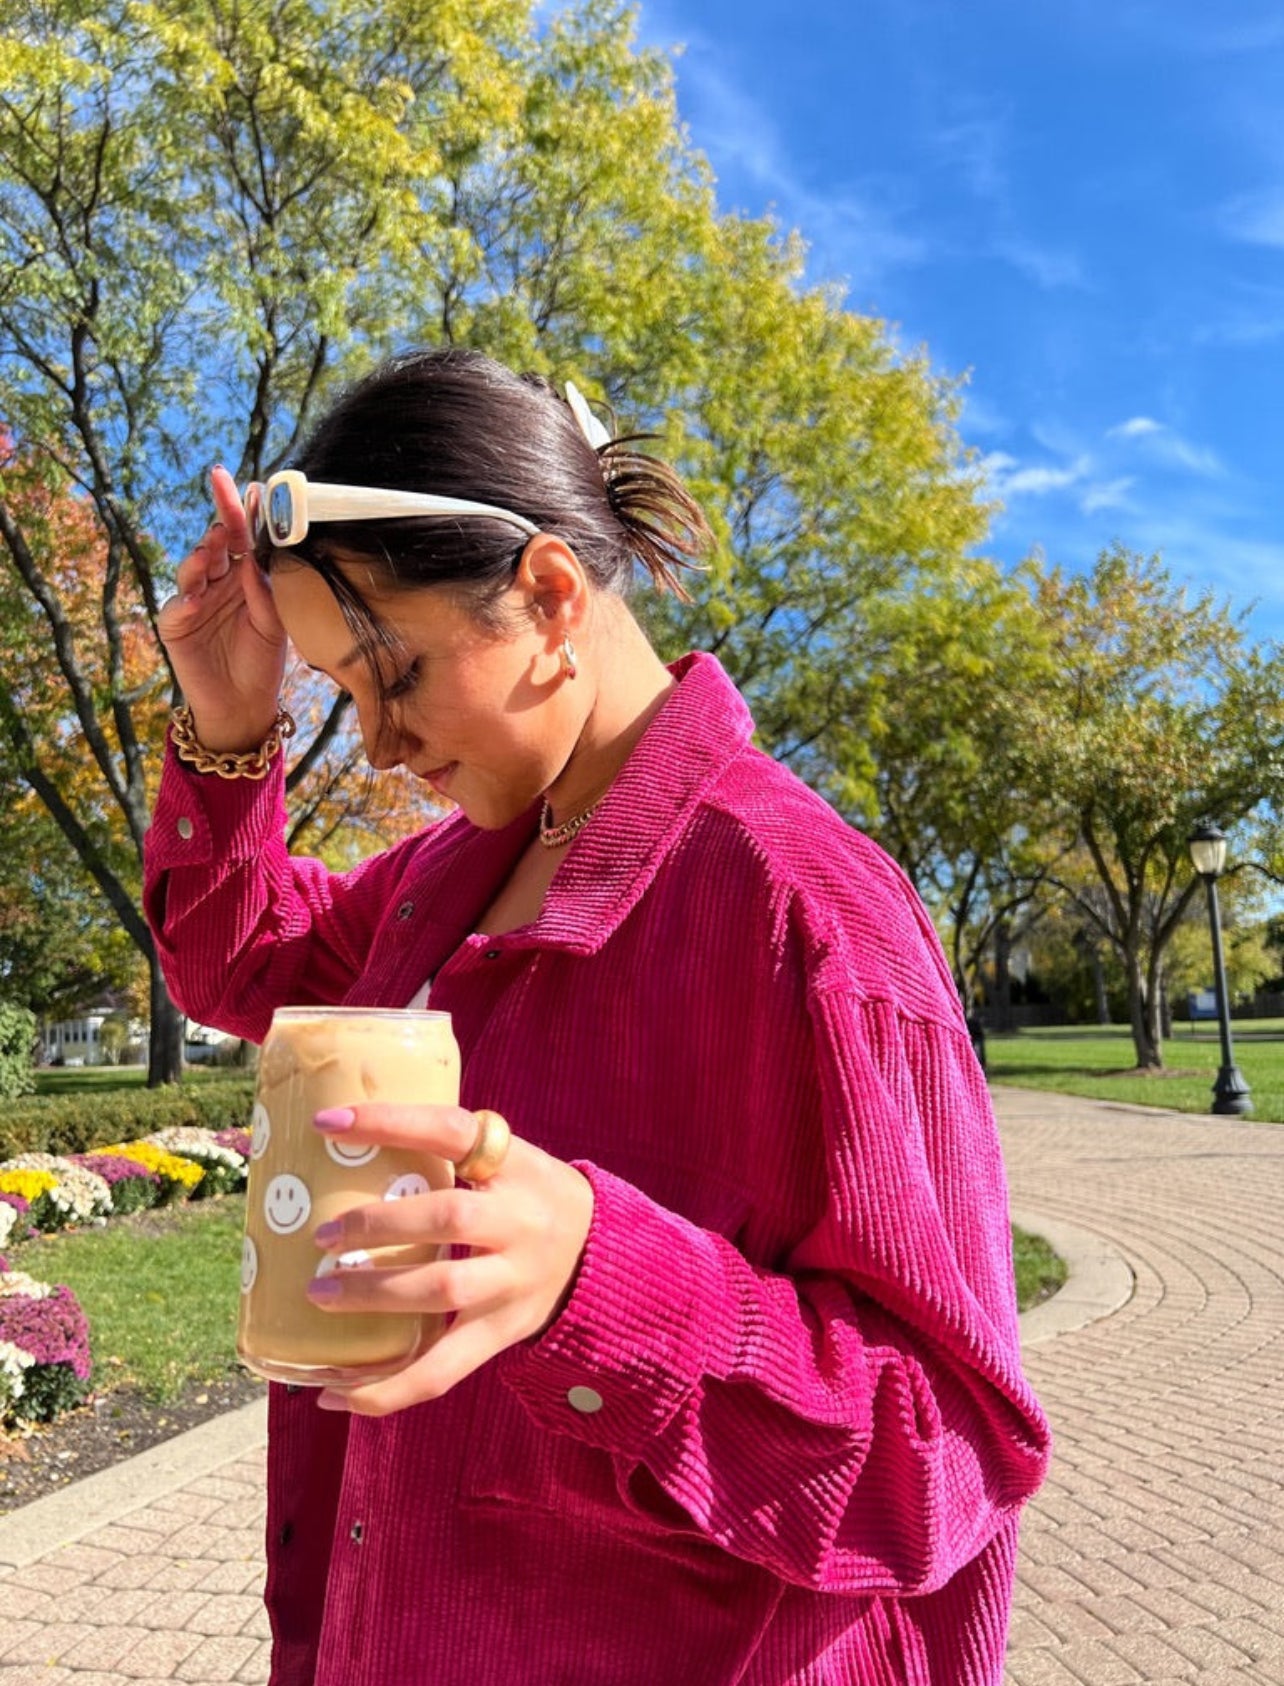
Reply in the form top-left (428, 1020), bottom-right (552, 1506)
top-left (0, 0), bottom-right (996, 1080)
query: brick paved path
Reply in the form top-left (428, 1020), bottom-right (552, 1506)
top-left (996, 1087), bottom-right (1284, 1685)
top-left (0, 1451), bottom-right (270, 1684)
top-left (1, 1085), bottom-right (1281, 1682)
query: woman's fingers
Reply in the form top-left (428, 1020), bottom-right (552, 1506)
top-left (318, 1311), bottom-right (519, 1417)
top-left (307, 1247), bottom-right (513, 1317)
top-left (314, 1102), bottom-right (485, 1168)
top-left (314, 1184), bottom-right (508, 1255)
top-left (210, 465), bottom-right (250, 551)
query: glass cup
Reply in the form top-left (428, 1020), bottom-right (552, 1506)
top-left (236, 1006), bottom-right (460, 1387)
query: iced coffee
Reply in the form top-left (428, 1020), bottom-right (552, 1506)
top-left (237, 1007), bottom-right (460, 1386)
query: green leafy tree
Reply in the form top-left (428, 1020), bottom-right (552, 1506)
top-left (0, 0), bottom-right (994, 1081)
top-left (1011, 545), bottom-right (1284, 1069)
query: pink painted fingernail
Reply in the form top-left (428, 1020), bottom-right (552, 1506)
top-left (314, 1107), bottom-right (355, 1132)
top-left (317, 1391), bottom-right (351, 1412)
top-left (306, 1275), bottom-right (341, 1301)
top-left (313, 1220), bottom-right (342, 1246)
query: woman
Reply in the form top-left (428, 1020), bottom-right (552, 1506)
top-left (145, 348), bottom-right (1049, 1685)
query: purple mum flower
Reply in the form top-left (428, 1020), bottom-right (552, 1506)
top-left (0, 1284), bottom-right (91, 1379)
top-left (70, 1153), bottom-right (159, 1190)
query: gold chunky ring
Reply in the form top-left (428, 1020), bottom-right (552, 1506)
top-left (456, 1109), bottom-right (511, 1184)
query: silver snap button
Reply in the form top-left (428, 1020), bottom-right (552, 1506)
top-left (566, 1386), bottom-right (604, 1414)
top-left (396, 901), bottom-right (415, 920)
top-left (176, 817), bottom-right (194, 840)
top-left (350, 1521), bottom-right (364, 1544)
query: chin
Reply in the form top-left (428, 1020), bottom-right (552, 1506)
top-left (456, 792), bottom-right (538, 833)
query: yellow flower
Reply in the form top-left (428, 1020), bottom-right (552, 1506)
top-left (0, 1169), bottom-right (58, 1202)
top-left (99, 1142), bottom-right (204, 1191)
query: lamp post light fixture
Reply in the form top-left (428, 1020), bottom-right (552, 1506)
top-left (1187, 822), bottom-right (1252, 1117)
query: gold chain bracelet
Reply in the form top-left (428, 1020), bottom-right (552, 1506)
top-left (169, 704), bottom-right (296, 781)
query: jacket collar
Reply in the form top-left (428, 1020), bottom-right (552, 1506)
top-left (527, 652), bottom-right (755, 954)
top-left (413, 653), bottom-right (755, 958)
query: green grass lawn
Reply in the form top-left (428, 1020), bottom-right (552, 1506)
top-left (8, 1196), bottom-right (248, 1401)
top-left (987, 1021), bottom-right (1284, 1122)
top-left (1012, 1225), bottom-right (1067, 1310)
top-left (33, 1066), bottom-right (243, 1096)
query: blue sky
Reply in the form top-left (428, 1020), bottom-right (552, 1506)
top-left (638, 0), bottom-right (1284, 640)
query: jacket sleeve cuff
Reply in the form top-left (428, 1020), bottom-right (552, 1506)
top-left (499, 1162), bottom-right (740, 1457)
top-left (144, 741), bottom-right (289, 872)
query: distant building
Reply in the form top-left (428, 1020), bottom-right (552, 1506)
top-left (41, 1002), bottom-right (236, 1067)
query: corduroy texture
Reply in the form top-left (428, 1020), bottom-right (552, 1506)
top-left (144, 653), bottom-right (1050, 1685)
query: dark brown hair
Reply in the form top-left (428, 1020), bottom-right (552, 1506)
top-left (268, 348), bottom-right (712, 663)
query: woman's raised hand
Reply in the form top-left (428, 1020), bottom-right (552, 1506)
top-left (305, 1104), bottom-right (595, 1416)
top-left (158, 467), bottom-right (288, 752)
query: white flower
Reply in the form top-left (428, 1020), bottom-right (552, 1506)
top-left (0, 1269), bottom-right (54, 1301)
top-left (0, 1201), bottom-right (16, 1248)
top-left (0, 1338), bottom-right (34, 1409)
top-left (146, 1127), bottom-right (244, 1172)
top-left (1, 1153), bottom-right (111, 1220)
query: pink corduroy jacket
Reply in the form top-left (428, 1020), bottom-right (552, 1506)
top-left (144, 652), bottom-right (1050, 1685)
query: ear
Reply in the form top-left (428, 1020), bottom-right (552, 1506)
top-left (514, 533), bottom-right (590, 633)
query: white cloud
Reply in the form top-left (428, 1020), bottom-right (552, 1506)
top-left (1105, 417), bottom-right (1224, 478)
top-left (992, 238), bottom-right (1088, 291)
top-left (652, 51), bottom-right (928, 290)
top-left (929, 111), bottom-right (1009, 204)
top-left (1081, 478), bottom-right (1135, 515)
top-left (983, 451), bottom-right (1092, 501)
top-left (1220, 191), bottom-right (1284, 250)
top-left (1108, 416), bottom-right (1163, 439)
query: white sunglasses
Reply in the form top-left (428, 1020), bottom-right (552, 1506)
top-left (243, 469), bottom-right (540, 549)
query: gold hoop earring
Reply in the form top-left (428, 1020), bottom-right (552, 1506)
top-left (560, 635), bottom-right (577, 680)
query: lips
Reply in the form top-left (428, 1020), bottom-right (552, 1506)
top-left (416, 761), bottom-right (457, 794)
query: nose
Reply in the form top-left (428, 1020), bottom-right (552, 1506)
top-left (356, 698), bottom-right (406, 771)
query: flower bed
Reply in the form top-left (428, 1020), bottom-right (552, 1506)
top-left (0, 1126), bottom-right (250, 1431)
top-left (0, 1267), bottom-right (92, 1426)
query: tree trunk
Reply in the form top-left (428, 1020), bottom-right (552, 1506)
top-left (147, 959), bottom-right (185, 1086)
top-left (992, 920), bottom-right (1014, 1033)
top-left (1158, 975), bottom-right (1173, 1040)
top-left (1092, 946), bottom-right (1110, 1024)
top-left (1126, 950), bottom-right (1163, 1069)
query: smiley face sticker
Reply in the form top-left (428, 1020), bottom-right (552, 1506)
top-left (249, 1102), bottom-right (272, 1160)
top-left (241, 1235), bottom-right (258, 1294)
top-left (384, 1172), bottom-right (431, 1202)
top-left (325, 1138), bottom-right (380, 1169)
top-left (263, 1173), bottom-right (312, 1236)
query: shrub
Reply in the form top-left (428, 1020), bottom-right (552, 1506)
top-left (0, 1003), bottom-right (35, 1102)
top-left (0, 1283), bottom-right (92, 1422)
top-left (0, 1076), bottom-right (255, 1159)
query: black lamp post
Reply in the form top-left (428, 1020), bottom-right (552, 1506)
top-left (1187, 822), bottom-right (1252, 1116)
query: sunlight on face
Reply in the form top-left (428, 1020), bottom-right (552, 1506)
top-left (270, 561), bottom-right (575, 829)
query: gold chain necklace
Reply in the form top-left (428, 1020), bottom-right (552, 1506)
top-left (538, 796), bottom-right (603, 849)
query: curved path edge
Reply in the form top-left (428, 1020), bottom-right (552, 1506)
top-left (1010, 1205), bottom-right (1136, 1347)
top-left (0, 1394), bottom-right (268, 1571)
